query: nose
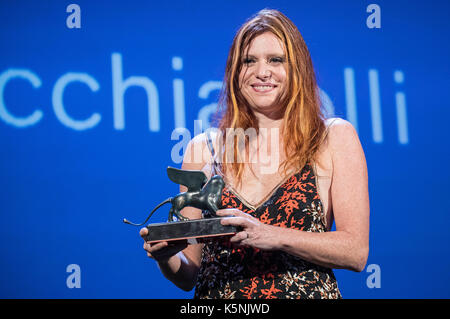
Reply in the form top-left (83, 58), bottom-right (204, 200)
top-left (255, 62), bottom-right (271, 79)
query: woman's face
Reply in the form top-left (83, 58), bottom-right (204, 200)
top-left (238, 32), bottom-right (287, 115)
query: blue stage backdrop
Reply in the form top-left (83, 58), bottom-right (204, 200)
top-left (1, 0), bottom-right (449, 299)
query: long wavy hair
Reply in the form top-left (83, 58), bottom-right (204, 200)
top-left (215, 9), bottom-right (326, 184)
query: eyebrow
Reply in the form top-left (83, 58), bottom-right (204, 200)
top-left (244, 54), bottom-right (286, 58)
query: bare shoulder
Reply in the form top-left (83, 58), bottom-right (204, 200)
top-left (326, 117), bottom-right (355, 133)
top-left (314, 117), bottom-right (364, 172)
top-left (325, 118), bottom-right (367, 184)
top-left (181, 131), bottom-right (218, 176)
top-left (325, 117), bottom-right (362, 154)
top-left (314, 118), bottom-right (353, 170)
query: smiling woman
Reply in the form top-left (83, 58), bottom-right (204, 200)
top-left (140, 8), bottom-right (370, 299)
top-left (218, 9), bottom-right (327, 184)
top-left (238, 32), bottom-right (287, 113)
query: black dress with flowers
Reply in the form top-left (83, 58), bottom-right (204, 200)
top-left (193, 137), bottom-right (342, 299)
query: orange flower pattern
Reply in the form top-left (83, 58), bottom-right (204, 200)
top-left (194, 162), bottom-right (342, 299)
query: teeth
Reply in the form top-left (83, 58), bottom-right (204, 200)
top-left (254, 86), bottom-right (273, 89)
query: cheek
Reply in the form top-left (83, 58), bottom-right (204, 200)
top-left (274, 67), bottom-right (287, 84)
top-left (238, 69), bottom-right (249, 89)
top-left (238, 73), bottom-right (252, 97)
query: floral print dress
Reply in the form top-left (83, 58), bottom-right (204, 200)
top-left (193, 159), bottom-right (342, 299)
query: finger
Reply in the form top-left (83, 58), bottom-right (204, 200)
top-left (143, 241), bottom-right (155, 254)
top-left (216, 209), bottom-right (242, 217)
top-left (140, 227), bottom-right (149, 238)
top-left (144, 240), bottom-right (187, 258)
top-left (144, 241), bottom-right (168, 253)
top-left (220, 216), bottom-right (248, 227)
top-left (229, 231), bottom-right (249, 243)
top-left (144, 242), bottom-right (169, 260)
top-left (143, 243), bottom-right (156, 259)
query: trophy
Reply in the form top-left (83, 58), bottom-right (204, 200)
top-left (123, 166), bottom-right (239, 243)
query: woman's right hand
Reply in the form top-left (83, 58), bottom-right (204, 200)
top-left (140, 227), bottom-right (188, 263)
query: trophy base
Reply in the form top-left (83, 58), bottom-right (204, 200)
top-left (145, 217), bottom-right (239, 244)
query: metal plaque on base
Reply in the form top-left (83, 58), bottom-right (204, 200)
top-left (145, 217), bottom-right (239, 244)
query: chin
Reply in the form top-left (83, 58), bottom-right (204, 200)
top-left (245, 93), bottom-right (282, 111)
top-left (251, 100), bottom-right (277, 109)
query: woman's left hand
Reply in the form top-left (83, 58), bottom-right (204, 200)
top-left (216, 208), bottom-right (280, 251)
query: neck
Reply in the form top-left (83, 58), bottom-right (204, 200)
top-left (253, 109), bottom-right (286, 141)
top-left (253, 109), bottom-right (283, 129)
top-left (248, 111), bottom-right (286, 167)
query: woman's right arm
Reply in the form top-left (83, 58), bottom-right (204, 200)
top-left (141, 134), bottom-right (211, 291)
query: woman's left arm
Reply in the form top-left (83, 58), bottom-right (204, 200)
top-left (219, 119), bottom-right (370, 272)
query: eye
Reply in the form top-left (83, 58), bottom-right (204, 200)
top-left (242, 57), bottom-right (255, 65)
top-left (270, 57), bottom-right (285, 64)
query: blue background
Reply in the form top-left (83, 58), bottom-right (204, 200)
top-left (1, 0), bottom-right (449, 298)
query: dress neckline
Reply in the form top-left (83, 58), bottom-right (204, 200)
top-left (222, 168), bottom-right (302, 211)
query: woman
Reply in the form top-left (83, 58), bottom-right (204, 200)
top-left (140, 9), bottom-right (369, 299)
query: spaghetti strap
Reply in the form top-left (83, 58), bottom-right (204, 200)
top-left (205, 130), bottom-right (216, 158)
top-left (205, 130), bottom-right (219, 175)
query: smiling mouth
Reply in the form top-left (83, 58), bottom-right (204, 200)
top-left (251, 84), bottom-right (277, 93)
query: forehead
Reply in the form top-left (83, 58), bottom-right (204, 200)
top-left (244, 31), bottom-right (285, 55)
